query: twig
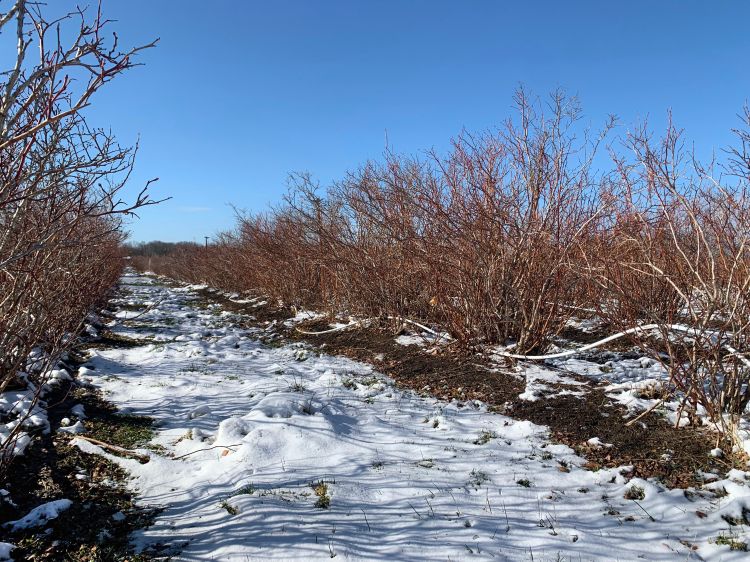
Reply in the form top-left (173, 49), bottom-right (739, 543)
top-left (295, 321), bottom-right (360, 336)
top-left (407, 502), bottom-right (422, 519)
top-left (72, 435), bottom-right (150, 463)
top-left (633, 499), bottom-right (656, 522)
top-left (624, 397), bottom-right (667, 426)
top-left (172, 444), bottom-right (242, 460)
top-left (387, 315), bottom-right (453, 341)
top-left (496, 323), bottom-right (748, 361)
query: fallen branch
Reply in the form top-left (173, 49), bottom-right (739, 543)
top-left (496, 323), bottom-right (665, 360)
top-left (387, 315), bottom-right (453, 341)
top-left (295, 321), bottom-right (360, 336)
top-left (496, 323), bottom-right (750, 362)
top-left (172, 444), bottom-right (242, 460)
top-left (72, 435), bottom-right (151, 463)
top-left (624, 397), bottom-right (667, 427)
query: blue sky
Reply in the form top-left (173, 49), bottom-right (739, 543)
top-left (80, 1), bottom-right (749, 243)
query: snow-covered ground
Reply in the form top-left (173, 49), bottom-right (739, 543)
top-left (68, 273), bottom-right (750, 560)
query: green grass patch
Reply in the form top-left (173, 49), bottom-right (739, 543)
top-left (473, 429), bottom-right (497, 445)
top-left (220, 500), bottom-right (239, 516)
top-left (87, 413), bottom-right (154, 449)
top-left (231, 484), bottom-right (256, 497)
top-left (624, 485), bottom-right (645, 501)
top-left (715, 532), bottom-right (748, 551)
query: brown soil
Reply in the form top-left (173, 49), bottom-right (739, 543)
top-left (81, 330), bottom-right (155, 350)
top-left (509, 391), bottom-right (726, 488)
top-left (194, 288), bottom-right (292, 324)
top-left (290, 321), bottom-right (523, 405)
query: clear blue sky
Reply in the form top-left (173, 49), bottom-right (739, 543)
top-left (82, 0), bottom-right (749, 243)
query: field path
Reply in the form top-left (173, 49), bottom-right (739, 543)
top-left (74, 272), bottom-right (749, 561)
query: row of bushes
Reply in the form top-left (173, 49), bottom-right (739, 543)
top-left (137, 91), bottom-right (750, 444)
top-left (0, 2), bottom-right (156, 470)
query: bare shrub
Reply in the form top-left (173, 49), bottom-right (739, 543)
top-left (0, 1), bottom-right (159, 469)
top-left (589, 114), bottom-right (750, 440)
top-left (319, 90), bottom-right (612, 351)
top-left (143, 90), bottom-right (611, 354)
top-left (421, 91), bottom-right (610, 351)
top-left (128, 94), bottom-right (750, 445)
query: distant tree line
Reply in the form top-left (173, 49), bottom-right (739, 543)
top-left (124, 241), bottom-right (199, 258)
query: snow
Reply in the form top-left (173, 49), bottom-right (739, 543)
top-left (586, 437), bottom-right (613, 449)
top-left (70, 403), bottom-right (86, 418)
top-left (68, 272), bottom-right (750, 560)
top-left (4, 499), bottom-right (73, 531)
top-left (0, 336), bottom-right (95, 462)
top-left (0, 543), bottom-right (14, 560)
top-left (58, 420), bottom-right (86, 434)
top-left (284, 309), bottom-right (323, 326)
top-left (395, 329), bottom-right (453, 348)
top-left (0, 388), bottom-right (52, 458)
top-left (512, 364), bottom-right (586, 402)
top-left (395, 334), bottom-right (425, 346)
top-left (187, 404), bottom-right (211, 419)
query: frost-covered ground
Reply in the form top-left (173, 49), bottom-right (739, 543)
top-left (65, 273), bottom-right (750, 560)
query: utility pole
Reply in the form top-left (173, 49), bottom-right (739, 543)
top-left (204, 236), bottom-right (209, 248)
